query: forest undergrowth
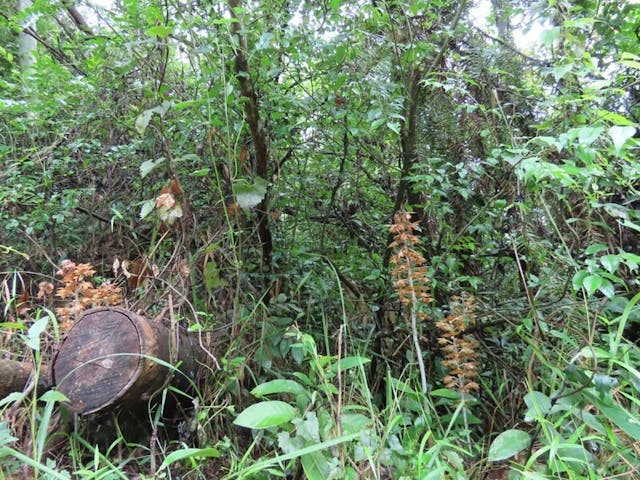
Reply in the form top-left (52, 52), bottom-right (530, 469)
top-left (2, 0), bottom-right (640, 479)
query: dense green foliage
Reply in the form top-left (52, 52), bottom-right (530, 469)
top-left (2, 0), bottom-right (640, 478)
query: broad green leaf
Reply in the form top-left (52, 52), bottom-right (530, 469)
top-left (583, 390), bottom-right (640, 441)
top-left (568, 126), bottom-right (604, 146)
top-left (524, 391), bottom-right (551, 421)
top-left (600, 254), bottom-right (620, 273)
top-left (301, 451), bottom-right (334, 480)
top-left (585, 243), bottom-right (608, 255)
top-left (597, 279), bottom-right (615, 298)
top-left (25, 316), bottom-right (49, 351)
top-left (572, 270), bottom-right (588, 291)
top-left (430, 388), bottom-right (461, 400)
top-left (233, 176), bottom-right (268, 210)
top-left (293, 411), bottom-right (320, 442)
top-left (593, 373), bottom-right (619, 394)
top-left (191, 168), bottom-right (210, 176)
top-left (608, 126), bottom-right (636, 154)
top-left (564, 364), bottom-right (591, 385)
top-left (40, 390), bottom-right (69, 403)
top-left (582, 274), bottom-right (602, 295)
top-left (330, 356), bottom-right (371, 373)
top-left (424, 468), bottom-right (447, 480)
top-left (234, 401), bottom-right (296, 429)
top-left (597, 110), bottom-right (635, 126)
top-left (621, 252), bottom-right (640, 270)
top-left (0, 421), bottom-right (17, 448)
top-left (552, 62), bottom-right (574, 81)
top-left (157, 447), bottom-right (220, 471)
top-left (147, 25), bottom-right (173, 38)
top-left (557, 444), bottom-right (593, 470)
top-left (340, 413), bottom-right (373, 435)
top-left (135, 109), bottom-right (154, 136)
top-left (135, 101), bottom-right (173, 135)
top-left (251, 379), bottom-right (308, 398)
top-left (139, 199), bottom-right (155, 219)
top-left (140, 157), bottom-right (165, 178)
top-left (620, 52), bottom-right (640, 70)
top-left (488, 429), bottom-right (531, 462)
top-left (204, 259), bottom-right (228, 291)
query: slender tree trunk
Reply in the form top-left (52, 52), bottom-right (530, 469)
top-left (382, 68), bottom-right (423, 268)
top-left (228, 0), bottom-right (273, 279)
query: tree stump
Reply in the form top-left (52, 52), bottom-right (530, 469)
top-left (52, 307), bottom-right (204, 414)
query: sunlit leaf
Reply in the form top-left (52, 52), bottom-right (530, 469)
top-left (234, 401), bottom-right (296, 429)
top-left (157, 447), bottom-right (220, 471)
top-left (140, 199), bottom-right (155, 219)
top-left (330, 356), bottom-right (371, 373)
top-left (608, 126), bottom-right (636, 154)
top-left (135, 101), bottom-right (173, 135)
top-left (488, 429), bottom-right (531, 462)
top-left (25, 316), bottom-right (49, 351)
top-left (140, 158), bottom-right (165, 178)
top-left (251, 379), bottom-right (308, 398)
top-left (582, 274), bottom-right (602, 296)
top-left (233, 176), bottom-right (268, 210)
top-left (147, 25), bottom-right (173, 38)
top-left (524, 391), bottom-right (551, 421)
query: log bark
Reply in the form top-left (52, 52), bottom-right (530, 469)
top-left (0, 359), bottom-right (51, 399)
top-left (50, 307), bottom-right (206, 414)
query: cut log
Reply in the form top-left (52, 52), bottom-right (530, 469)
top-left (0, 359), bottom-right (51, 399)
top-left (52, 307), bottom-right (205, 415)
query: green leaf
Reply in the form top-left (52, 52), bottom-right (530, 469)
top-left (582, 274), bottom-right (602, 296)
top-left (340, 413), bottom-right (373, 435)
top-left (600, 254), bottom-right (620, 273)
top-left (0, 421), bottom-right (18, 448)
top-left (597, 279), bottom-right (615, 298)
top-left (593, 373), bottom-right (619, 394)
top-left (135, 109), bottom-right (154, 136)
top-left (234, 401), bottom-right (296, 429)
top-left (583, 389), bottom-right (640, 441)
top-left (204, 259), bottom-right (228, 291)
top-left (552, 62), bottom-right (574, 81)
top-left (608, 126), bottom-right (636, 154)
top-left (0, 392), bottom-right (25, 408)
top-left (40, 390), bottom-right (69, 403)
top-left (157, 447), bottom-right (220, 471)
top-left (135, 101), bottom-right (173, 135)
top-left (430, 388), bottom-right (461, 400)
top-left (233, 176), bottom-right (269, 210)
top-left (147, 25), bottom-right (173, 38)
top-left (139, 199), bottom-right (155, 219)
top-left (301, 451), bottom-right (334, 480)
top-left (140, 158), bottom-right (165, 178)
top-left (488, 429), bottom-right (531, 462)
top-left (620, 52), bottom-right (640, 70)
top-left (251, 379), bottom-right (308, 398)
top-left (523, 391), bottom-right (551, 422)
top-left (564, 364), bottom-right (592, 385)
top-left (25, 316), bottom-right (49, 351)
top-left (330, 356), bottom-right (371, 373)
top-left (540, 27), bottom-right (561, 45)
top-left (584, 243), bottom-right (608, 255)
top-left (572, 270), bottom-right (588, 291)
top-left (568, 126), bottom-right (604, 146)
